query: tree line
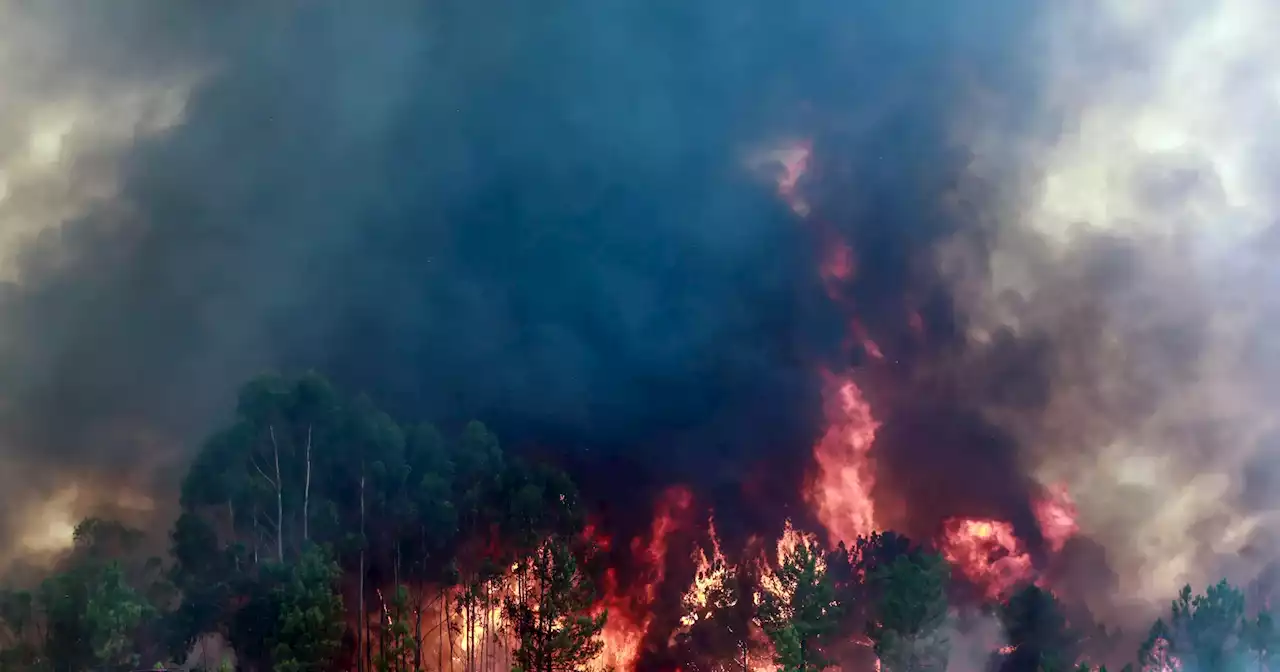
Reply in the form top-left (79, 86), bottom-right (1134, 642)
top-left (0, 373), bottom-right (1273, 672)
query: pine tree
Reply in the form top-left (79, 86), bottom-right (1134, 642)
top-left (998, 585), bottom-right (1081, 672)
top-left (505, 536), bottom-right (605, 672)
top-left (1242, 610), bottom-right (1280, 672)
top-left (1163, 581), bottom-right (1245, 672)
top-left (868, 552), bottom-right (950, 672)
top-left (757, 534), bottom-right (841, 672)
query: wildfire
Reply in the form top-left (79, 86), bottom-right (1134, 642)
top-left (772, 518), bottom-right (824, 573)
top-left (938, 518), bottom-right (1034, 600)
top-left (806, 374), bottom-right (881, 547)
top-left (571, 137), bottom-right (1094, 672)
top-left (680, 516), bottom-right (733, 628)
top-left (595, 486), bottom-right (694, 671)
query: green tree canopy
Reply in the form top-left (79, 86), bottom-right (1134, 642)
top-left (868, 551), bottom-right (951, 672)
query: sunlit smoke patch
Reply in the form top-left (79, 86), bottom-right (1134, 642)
top-left (0, 2), bottom-right (197, 282)
top-left (15, 485), bottom-right (79, 555)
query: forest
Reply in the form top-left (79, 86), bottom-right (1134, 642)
top-left (0, 373), bottom-right (1273, 672)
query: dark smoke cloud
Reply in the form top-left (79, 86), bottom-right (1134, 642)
top-left (0, 0), bottom-right (1052, 554)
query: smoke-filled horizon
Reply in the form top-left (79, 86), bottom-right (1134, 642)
top-left (2, 0), bottom-right (1278, 634)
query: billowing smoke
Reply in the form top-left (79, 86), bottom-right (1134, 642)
top-left (1, 0), bottom-right (1277, 638)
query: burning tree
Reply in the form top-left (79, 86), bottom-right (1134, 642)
top-left (505, 536), bottom-right (606, 672)
top-left (757, 530), bottom-right (841, 672)
top-left (9, 370), bottom-right (1280, 672)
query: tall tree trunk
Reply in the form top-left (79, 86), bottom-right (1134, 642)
top-left (303, 424), bottom-right (312, 543)
top-left (413, 586), bottom-right (424, 672)
top-left (448, 590), bottom-right (456, 672)
top-left (252, 502), bottom-right (260, 565)
top-left (227, 499), bottom-right (240, 572)
top-left (267, 425), bottom-right (285, 562)
top-left (358, 469), bottom-right (366, 672)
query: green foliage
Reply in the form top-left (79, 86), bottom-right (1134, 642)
top-left (1241, 610), bottom-right (1280, 672)
top-left (757, 534), bottom-right (841, 672)
top-left (270, 545), bottom-right (345, 672)
top-left (0, 589), bottom-right (41, 671)
top-left (86, 562), bottom-right (155, 669)
top-left (28, 370), bottom-right (1257, 672)
top-left (868, 551), bottom-right (951, 672)
top-left (36, 559), bottom-right (154, 671)
top-left (1167, 580), bottom-right (1245, 672)
top-left (998, 585), bottom-right (1081, 672)
top-left (505, 536), bottom-right (606, 672)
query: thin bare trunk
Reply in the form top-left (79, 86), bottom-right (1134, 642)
top-left (253, 425), bottom-right (286, 562)
top-left (272, 426), bottom-right (284, 561)
top-left (227, 500), bottom-right (240, 572)
top-left (414, 588), bottom-right (424, 672)
top-left (252, 502), bottom-right (260, 565)
top-left (303, 424), bottom-right (312, 543)
top-left (481, 583), bottom-right (487, 672)
top-left (358, 470), bottom-right (366, 672)
top-left (448, 590), bottom-right (456, 672)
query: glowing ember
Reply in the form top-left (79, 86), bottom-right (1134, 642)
top-left (939, 518), bottom-right (1034, 600)
top-left (806, 375), bottom-right (880, 547)
top-left (1033, 484), bottom-right (1079, 554)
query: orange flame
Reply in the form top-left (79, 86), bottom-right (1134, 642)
top-left (806, 375), bottom-right (880, 547)
top-left (595, 486), bottom-right (694, 672)
top-left (938, 518), bottom-right (1033, 600)
top-left (680, 515), bottom-right (732, 628)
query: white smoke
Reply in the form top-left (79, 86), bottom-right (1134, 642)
top-left (961, 0), bottom-right (1280, 620)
